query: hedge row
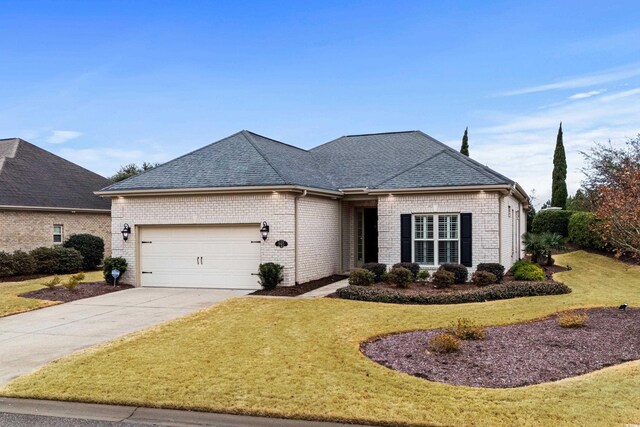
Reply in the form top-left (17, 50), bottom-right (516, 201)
top-left (0, 247), bottom-right (83, 277)
top-left (335, 281), bottom-right (571, 305)
top-left (531, 209), bottom-right (575, 236)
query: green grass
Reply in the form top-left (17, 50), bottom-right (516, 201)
top-left (0, 271), bottom-right (103, 317)
top-left (2, 251), bottom-right (640, 426)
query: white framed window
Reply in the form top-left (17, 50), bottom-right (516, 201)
top-left (53, 224), bottom-right (63, 244)
top-left (413, 214), bottom-right (459, 266)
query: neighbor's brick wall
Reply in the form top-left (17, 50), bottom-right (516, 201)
top-left (110, 193), bottom-right (296, 286)
top-left (0, 210), bottom-right (111, 255)
top-left (500, 194), bottom-right (525, 269)
top-left (377, 192), bottom-right (501, 273)
top-left (295, 196), bottom-right (341, 283)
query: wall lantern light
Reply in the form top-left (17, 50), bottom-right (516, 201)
top-left (260, 221), bottom-right (270, 241)
top-left (121, 223), bottom-right (132, 241)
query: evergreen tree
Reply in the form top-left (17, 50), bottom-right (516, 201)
top-left (551, 123), bottom-right (568, 208)
top-left (460, 127), bottom-right (469, 156)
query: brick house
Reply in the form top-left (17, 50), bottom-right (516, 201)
top-left (0, 138), bottom-right (111, 254)
top-left (97, 130), bottom-right (528, 289)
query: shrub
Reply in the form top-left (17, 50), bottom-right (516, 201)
top-left (362, 263), bottom-right (387, 282)
top-left (450, 318), bottom-right (486, 340)
top-left (416, 270), bottom-right (430, 282)
top-left (388, 266), bottom-right (413, 288)
top-left (103, 257), bottom-right (128, 284)
top-left (392, 262), bottom-right (420, 279)
top-left (55, 247), bottom-right (84, 274)
top-left (348, 268), bottom-right (375, 286)
top-left (512, 261), bottom-right (546, 281)
top-left (10, 250), bottom-right (37, 276)
top-left (429, 333), bottom-right (460, 353)
top-left (440, 263), bottom-right (468, 283)
top-left (257, 262), bottom-right (284, 290)
top-left (43, 275), bottom-right (61, 290)
top-left (30, 247), bottom-right (59, 274)
top-left (62, 273), bottom-right (85, 291)
top-left (558, 312), bottom-right (589, 328)
top-left (476, 263), bottom-right (505, 282)
top-left (471, 271), bottom-right (497, 286)
top-left (432, 269), bottom-right (455, 288)
top-left (568, 212), bottom-right (604, 249)
top-left (0, 251), bottom-right (14, 277)
top-left (531, 209), bottom-right (574, 236)
top-left (64, 234), bottom-right (105, 270)
top-left (335, 281), bottom-right (571, 305)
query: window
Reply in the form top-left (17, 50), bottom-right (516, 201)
top-left (413, 214), bottom-right (459, 265)
top-left (53, 225), bottom-right (63, 244)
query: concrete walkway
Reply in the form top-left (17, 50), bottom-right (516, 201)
top-left (0, 397), bottom-right (373, 426)
top-left (297, 279), bottom-right (349, 298)
top-left (0, 288), bottom-right (250, 386)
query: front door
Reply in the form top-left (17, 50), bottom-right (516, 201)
top-left (364, 208), bottom-right (378, 263)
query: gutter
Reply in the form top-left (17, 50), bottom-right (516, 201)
top-left (95, 185), bottom-right (342, 198)
top-left (0, 205), bottom-right (110, 214)
top-left (366, 184), bottom-right (515, 195)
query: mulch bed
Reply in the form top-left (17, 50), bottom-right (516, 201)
top-left (250, 275), bottom-right (347, 296)
top-left (19, 282), bottom-right (133, 303)
top-left (362, 307), bottom-right (640, 388)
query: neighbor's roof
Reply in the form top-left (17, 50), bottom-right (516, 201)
top-left (99, 130), bottom-right (514, 194)
top-left (0, 138), bottom-right (111, 210)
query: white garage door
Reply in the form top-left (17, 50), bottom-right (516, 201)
top-left (139, 225), bottom-right (261, 289)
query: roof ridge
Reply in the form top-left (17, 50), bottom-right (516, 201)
top-left (243, 130), bottom-right (310, 153)
top-left (373, 150), bottom-right (447, 188)
top-left (344, 130), bottom-right (419, 137)
top-left (240, 131), bottom-right (289, 185)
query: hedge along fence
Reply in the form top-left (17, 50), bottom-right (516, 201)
top-left (568, 212), bottom-right (604, 249)
top-left (531, 209), bottom-right (575, 237)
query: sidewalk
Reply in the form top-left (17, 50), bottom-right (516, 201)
top-left (0, 397), bottom-right (373, 426)
top-left (296, 279), bottom-right (349, 298)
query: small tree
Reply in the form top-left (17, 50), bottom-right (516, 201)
top-left (111, 162), bottom-right (159, 182)
top-left (551, 123), bottom-right (568, 209)
top-left (460, 127), bottom-right (469, 156)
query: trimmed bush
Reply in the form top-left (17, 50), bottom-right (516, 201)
top-left (450, 318), bottom-right (486, 340)
top-left (388, 266), bottom-right (413, 288)
top-left (476, 263), bottom-right (505, 282)
top-left (64, 234), bottom-right (105, 270)
top-left (531, 209), bottom-right (574, 237)
top-left (103, 257), bottom-right (128, 284)
top-left (362, 263), bottom-right (387, 282)
top-left (568, 212), bottom-right (604, 249)
top-left (335, 281), bottom-right (571, 305)
top-left (416, 270), bottom-right (430, 282)
top-left (30, 247), bottom-right (60, 274)
top-left (0, 251), bottom-right (14, 277)
top-left (63, 273), bottom-right (85, 291)
top-left (43, 275), bottom-right (61, 289)
top-left (558, 312), bottom-right (589, 328)
top-left (432, 269), bottom-right (455, 288)
top-left (429, 333), bottom-right (460, 353)
top-left (392, 262), bottom-right (420, 279)
top-left (55, 247), bottom-right (84, 274)
top-left (257, 262), bottom-right (284, 290)
top-left (348, 268), bottom-right (375, 286)
top-left (440, 263), bottom-right (468, 283)
top-left (10, 250), bottom-right (37, 276)
top-left (512, 260), bottom-right (546, 281)
top-left (471, 271), bottom-right (497, 286)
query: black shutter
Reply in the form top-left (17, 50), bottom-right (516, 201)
top-left (400, 214), bottom-right (412, 262)
top-left (460, 213), bottom-right (472, 267)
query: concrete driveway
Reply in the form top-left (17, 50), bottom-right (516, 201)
top-left (0, 287), bottom-right (251, 386)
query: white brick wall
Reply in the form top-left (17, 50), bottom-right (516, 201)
top-left (295, 196), bottom-right (341, 283)
top-left (110, 193), bottom-right (296, 286)
top-left (377, 192), bottom-right (501, 273)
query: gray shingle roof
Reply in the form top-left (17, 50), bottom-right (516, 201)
top-left (0, 138), bottom-right (111, 210)
top-left (99, 130), bottom-right (514, 193)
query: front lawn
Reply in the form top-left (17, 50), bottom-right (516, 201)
top-left (2, 251), bottom-right (640, 426)
top-left (0, 271), bottom-right (103, 317)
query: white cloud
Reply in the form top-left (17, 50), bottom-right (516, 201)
top-left (496, 65), bottom-right (640, 97)
top-left (46, 130), bottom-right (83, 144)
top-left (568, 90), bottom-right (604, 100)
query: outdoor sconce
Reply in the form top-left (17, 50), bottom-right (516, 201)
top-left (121, 223), bottom-right (131, 241)
top-left (260, 221), bottom-right (270, 241)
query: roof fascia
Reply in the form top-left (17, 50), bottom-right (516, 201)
top-left (0, 205), bottom-right (110, 213)
top-left (95, 185), bottom-right (343, 198)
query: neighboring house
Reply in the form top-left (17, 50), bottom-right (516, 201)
top-left (96, 130), bottom-right (528, 289)
top-left (0, 138), bottom-right (112, 254)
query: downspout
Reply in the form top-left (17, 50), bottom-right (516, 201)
top-left (293, 190), bottom-right (308, 284)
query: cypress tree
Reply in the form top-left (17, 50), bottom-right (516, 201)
top-left (551, 122), bottom-right (568, 209)
top-left (460, 127), bottom-right (469, 156)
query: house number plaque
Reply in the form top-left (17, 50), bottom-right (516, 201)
top-left (275, 240), bottom-right (288, 248)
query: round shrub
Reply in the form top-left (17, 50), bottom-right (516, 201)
top-left (471, 271), bottom-right (497, 286)
top-left (362, 263), bottom-right (387, 282)
top-left (257, 262), bottom-right (284, 290)
top-left (103, 257), bottom-right (128, 284)
top-left (432, 269), bottom-right (455, 288)
top-left (513, 261), bottom-right (545, 281)
top-left (557, 312), bottom-right (589, 328)
top-left (416, 270), bottom-right (430, 281)
top-left (392, 262), bottom-right (420, 279)
top-left (30, 247), bottom-right (60, 274)
top-left (10, 250), bottom-right (36, 276)
top-left (388, 266), bottom-right (413, 288)
top-left (440, 263), bottom-right (468, 284)
top-left (55, 247), bottom-right (84, 274)
top-left (0, 251), bottom-right (14, 277)
top-left (450, 318), bottom-right (486, 340)
top-left (348, 268), bottom-right (375, 286)
top-left (531, 209), bottom-right (574, 237)
top-left (476, 263), bottom-right (505, 282)
top-left (429, 333), bottom-right (460, 353)
top-left (568, 212), bottom-right (604, 249)
top-left (63, 234), bottom-right (105, 270)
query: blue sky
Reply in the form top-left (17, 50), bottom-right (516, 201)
top-left (1, 1), bottom-right (639, 205)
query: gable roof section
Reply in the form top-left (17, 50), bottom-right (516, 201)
top-left (0, 138), bottom-right (111, 210)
